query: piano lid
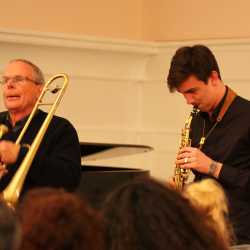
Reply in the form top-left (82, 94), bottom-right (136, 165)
top-left (80, 142), bottom-right (153, 161)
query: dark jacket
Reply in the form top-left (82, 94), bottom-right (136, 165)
top-left (0, 109), bottom-right (81, 194)
top-left (191, 94), bottom-right (250, 244)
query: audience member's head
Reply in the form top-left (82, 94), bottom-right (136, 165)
top-left (0, 200), bottom-right (21, 250)
top-left (184, 178), bottom-right (235, 245)
top-left (102, 176), bottom-right (228, 250)
top-left (17, 188), bottom-right (103, 250)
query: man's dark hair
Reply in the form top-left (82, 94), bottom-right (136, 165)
top-left (167, 45), bottom-right (221, 92)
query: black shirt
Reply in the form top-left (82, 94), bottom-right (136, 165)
top-left (0, 109), bottom-right (81, 195)
top-left (191, 89), bottom-right (250, 244)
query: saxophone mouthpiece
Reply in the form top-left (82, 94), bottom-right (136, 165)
top-left (192, 106), bottom-right (199, 114)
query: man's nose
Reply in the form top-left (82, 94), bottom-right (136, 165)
top-left (4, 80), bottom-right (15, 88)
top-left (183, 94), bottom-right (194, 105)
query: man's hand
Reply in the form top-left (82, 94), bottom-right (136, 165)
top-left (176, 146), bottom-right (222, 178)
top-left (0, 141), bottom-right (20, 164)
top-left (0, 164), bottom-right (8, 178)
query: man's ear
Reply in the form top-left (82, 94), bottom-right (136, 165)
top-left (39, 84), bottom-right (44, 91)
top-left (36, 84), bottom-right (43, 98)
top-left (210, 71), bottom-right (220, 86)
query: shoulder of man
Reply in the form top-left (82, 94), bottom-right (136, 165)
top-left (232, 95), bottom-right (250, 110)
top-left (38, 109), bottom-right (76, 132)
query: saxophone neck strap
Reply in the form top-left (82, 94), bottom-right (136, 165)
top-left (199, 86), bottom-right (237, 149)
top-left (216, 86), bottom-right (237, 122)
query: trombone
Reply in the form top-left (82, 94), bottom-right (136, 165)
top-left (1, 73), bottom-right (69, 208)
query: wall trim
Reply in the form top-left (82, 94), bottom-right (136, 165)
top-left (2, 29), bottom-right (250, 53)
top-left (157, 38), bottom-right (250, 48)
top-left (0, 28), bottom-right (158, 55)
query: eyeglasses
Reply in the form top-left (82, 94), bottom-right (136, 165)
top-left (0, 75), bottom-right (40, 85)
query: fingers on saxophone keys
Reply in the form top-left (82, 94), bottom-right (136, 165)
top-left (175, 157), bottom-right (186, 165)
top-left (179, 147), bottom-right (192, 154)
top-left (176, 155), bottom-right (193, 168)
top-left (176, 152), bottom-right (189, 161)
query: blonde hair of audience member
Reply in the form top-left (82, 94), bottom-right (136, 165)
top-left (184, 178), bottom-right (234, 245)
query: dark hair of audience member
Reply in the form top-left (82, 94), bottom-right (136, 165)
top-left (102, 177), bottom-right (229, 250)
top-left (0, 201), bottom-right (21, 250)
top-left (17, 188), bottom-right (103, 250)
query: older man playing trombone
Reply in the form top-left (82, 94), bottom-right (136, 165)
top-left (0, 59), bottom-right (81, 200)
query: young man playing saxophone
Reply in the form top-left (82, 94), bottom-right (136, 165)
top-left (167, 45), bottom-right (250, 244)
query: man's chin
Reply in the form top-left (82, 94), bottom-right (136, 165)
top-left (196, 106), bottom-right (207, 112)
top-left (5, 105), bottom-right (20, 113)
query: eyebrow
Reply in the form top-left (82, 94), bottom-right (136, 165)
top-left (2, 75), bottom-right (24, 79)
top-left (183, 87), bottom-right (198, 94)
top-left (1, 75), bottom-right (41, 85)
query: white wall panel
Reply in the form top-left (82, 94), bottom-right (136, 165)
top-left (1, 30), bottom-right (250, 179)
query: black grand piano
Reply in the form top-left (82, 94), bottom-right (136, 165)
top-left (76, 142), bottom-right (153, 208)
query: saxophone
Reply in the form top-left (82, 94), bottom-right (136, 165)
top-left (173, 107), bottom-right (198, 191)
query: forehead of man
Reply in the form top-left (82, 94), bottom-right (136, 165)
top-left (177, 75), bottom-right (206, 94)
top-left (4, 61), bottom-right (35, 78)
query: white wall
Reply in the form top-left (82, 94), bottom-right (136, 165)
top-left (0, 30), bottom-right (250, 181)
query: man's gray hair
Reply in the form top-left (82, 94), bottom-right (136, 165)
top-left (9, 59), bottom-right (45, 85)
